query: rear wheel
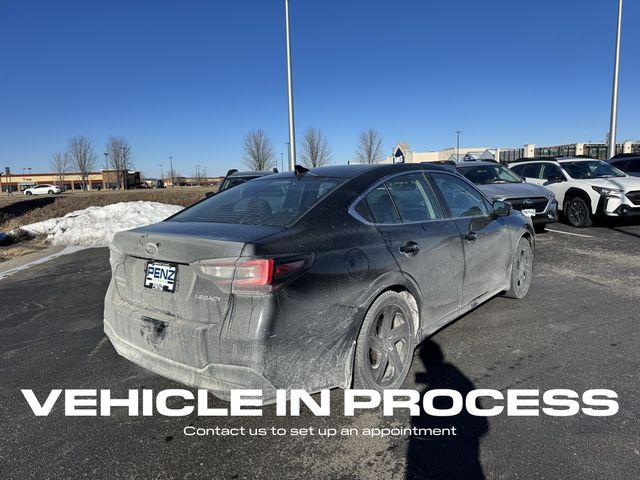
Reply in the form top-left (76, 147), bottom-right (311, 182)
top-left (353, 291), bottom-right (416, 391)
top-left (48, 190), bottom-right (54, 194)
top-left (504, 237), bottom-right (533, 299)
top-left (25, 191), bottom-right (32, 196)
top-left (565, 197), bottom-right (592, 228)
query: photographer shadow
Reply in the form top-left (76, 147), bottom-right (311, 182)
top-left (405, 340), bottom-right (487, 480)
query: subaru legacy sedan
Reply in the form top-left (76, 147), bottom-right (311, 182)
top-left (104, 163), bottom-right (534, 400)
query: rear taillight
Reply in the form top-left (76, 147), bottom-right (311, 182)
top-left (193, 256), bottom-right (311, 294)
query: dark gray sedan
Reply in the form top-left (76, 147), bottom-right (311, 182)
top-left (104, 163), bottom-right (534, 400)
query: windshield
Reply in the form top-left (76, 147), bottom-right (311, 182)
top-left (560, 161), bottom-right (626, 179)
top-left (458, 165), bottom-right (523, 184)
top-left (170, 175), bottom-right (345, 226)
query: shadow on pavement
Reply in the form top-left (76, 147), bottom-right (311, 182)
top-left (406, 340), bottom-right (487, 480)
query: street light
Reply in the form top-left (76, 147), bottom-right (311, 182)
top-left (159, 164), bottom-right (163, 185)
top-left (456, 130), bottom-right (461, 162)
top-left (121, 146), bottom-right (126, 190)
top-left (607, 0), bottom-right (623, 159)
top-left (284, 0), bottom-right (296, 170)
top-left (169, 156), bottom-right (174, 187)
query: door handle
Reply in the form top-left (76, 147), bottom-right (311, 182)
top-left (399, 241), bottom-right (420, 256)
top-left (464, 231), bottom-right (478, 242)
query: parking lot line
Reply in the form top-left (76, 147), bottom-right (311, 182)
top-left (545, 228), bottom-right (592, 238)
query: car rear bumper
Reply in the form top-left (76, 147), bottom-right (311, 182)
top-left (105, 321), bottom-right (277, 400)
top-left (103, 279), bottom-right (359, 399)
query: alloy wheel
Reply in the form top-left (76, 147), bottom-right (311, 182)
top-left (367, 305), bottom-right (411, 387)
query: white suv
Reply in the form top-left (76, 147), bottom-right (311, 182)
top-left (508, 157), bottom-right (640, 227)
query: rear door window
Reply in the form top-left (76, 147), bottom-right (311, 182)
top-left (353, 173), bottom-right (443, 224)
top-left (512, 163), bottom-right (542, 179)
top-left (384, 174), bottom-right (443, 222)
top-left (540, 163), bottom-right (564, 180)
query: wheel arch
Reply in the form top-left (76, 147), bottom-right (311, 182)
top-left (345, 279), bottom-right (422, 388)
top-left (563, 187), bottom-right (593, 213)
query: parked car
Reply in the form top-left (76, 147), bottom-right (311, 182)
top-left (509, 157), bottom-right (640, 227)
top-left (216, 168), bottom-right (279, 193)
top-left (23, 184), bottom-right (62, 195)
top-left (607, 153), bottom-right (640, 178)
top-left (105, 163), bottom-right (534, 400)
top-left (456, 161), bottom-right (557, 230)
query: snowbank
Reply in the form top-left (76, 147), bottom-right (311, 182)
top-left (17, 201), bottom-right (183, 247)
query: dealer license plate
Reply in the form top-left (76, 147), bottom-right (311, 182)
top-left (144, 262), bottom-right (177, 292)
top-left (521, 208), bottom-right (536, 217)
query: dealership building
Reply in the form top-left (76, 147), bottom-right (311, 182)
top-left (383, 141), bottom-right (640, 164)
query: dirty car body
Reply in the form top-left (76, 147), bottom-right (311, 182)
top-left (104, 163), bottom-right (534, 400)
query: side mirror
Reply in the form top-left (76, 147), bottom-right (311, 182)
top-left (493, 200), bottom-right (511, 217)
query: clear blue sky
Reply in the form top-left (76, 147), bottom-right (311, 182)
top-left (1, 0), bottom-right (638, 177)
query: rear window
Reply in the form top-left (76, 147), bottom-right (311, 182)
top-left (169, 175), bottom-right (345, 226)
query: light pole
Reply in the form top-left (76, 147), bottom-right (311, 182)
top-left (121, 146), bottom-right (126, 189)
top-left (607, 0), bottom-right (623, 159)
top-left (169, 156), bottom-right (174, 187)
top-left (280, 153), bottom-right (284, 171)
top-left (104, 153), bottom-right (109, 189)
top-left (284, 0), bottom-right (296, 170)
top-left (456, 130), bottom-right (461, 162)
top-left (159, 164), bottom-right (163, 186)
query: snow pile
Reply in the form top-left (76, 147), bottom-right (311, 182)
top-left (17, 201), bottom-right (184, 247)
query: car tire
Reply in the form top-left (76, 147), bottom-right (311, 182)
top-left (48, 190), bottom-right (54, 194)
top-left (353, 291), bottom-right (416, 391)
top-left (565, 196), bottom-right (592, 228)
top-left (503, 237), bottom-right (534, 299)
top-left (25, 191), bottom-right (32, 196)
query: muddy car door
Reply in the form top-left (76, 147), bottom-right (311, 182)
top-left (355, 172), bottom-right (464, 327)
top-left (428, 172), bottom-right (513, 306)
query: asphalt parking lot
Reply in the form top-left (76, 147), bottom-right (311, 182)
top-left (1, 219), bottom-right (639, 479)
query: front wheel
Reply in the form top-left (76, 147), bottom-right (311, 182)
top-left (565, 197), bottom-right (592, 228)
top-left (25, 191), bottom-right (32, 196)
top-left (503, 237), bottom-right (533, 299)
top-left (353, 291), bottom-right (416, 391)
top-left (47, 190), bottom-right (54, 194)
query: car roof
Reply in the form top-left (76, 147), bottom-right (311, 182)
top-left (456, 161), bottom-right (503, 168)
top-left (259, 162), bottom-right (454, 180)
top-left (611, 153), bottom-right (640, 159)
top-left (227, 170), bottom-right (275, 177)
top-left (557, 157), bottom-right (600, 163)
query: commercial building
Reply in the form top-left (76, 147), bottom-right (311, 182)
top-left (0, 169), bottom-right (141, 192)
top-left (382, 141), bottom-right (640, 164)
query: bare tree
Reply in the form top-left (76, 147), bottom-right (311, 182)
top-left (49, 151), bottom-right (69, 187)
top-left (66, 136), bottom-right (97, 190)
top-left (354, 128), bottom-right (383, 164)
top-left (299, 128), bottom-right (332, 168)
top-left (106, 136), bottom-right (133, 189)
top-left (242, 129), bottom-right (275, 171)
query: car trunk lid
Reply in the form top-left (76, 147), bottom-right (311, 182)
top-left (110, 221), bottom-right (283, 324)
